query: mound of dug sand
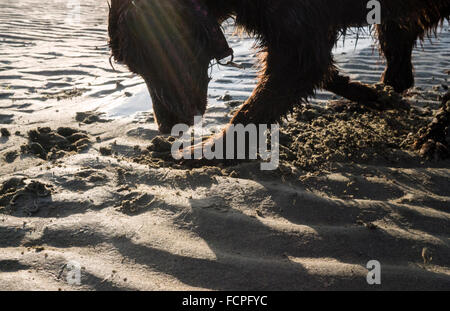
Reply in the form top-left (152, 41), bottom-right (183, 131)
top-left (279, 101), bottom-right (448, 171)
top-left (119, 98), bottom-right (448, 173)
top-left (414, 96), bottom-right (450, 158)
top-left (20, 127), bottom-right (91, 161)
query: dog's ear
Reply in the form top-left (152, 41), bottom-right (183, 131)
top-left (188, 0), bottom-right (234, 62)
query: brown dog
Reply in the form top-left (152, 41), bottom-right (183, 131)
top-left (109, 0), bottom-right (449, 154)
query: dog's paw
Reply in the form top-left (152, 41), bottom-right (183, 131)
top-left (327, 84), bottom-right (410, 112)
top-left (327, 100), bottom-right (364, 113)
top-left (177, 135), bottom-right (227, 167)
top-left (370, 84), bottom-right (410, 110)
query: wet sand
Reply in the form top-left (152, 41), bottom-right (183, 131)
top-left (0, 0), bottom-right (449, 290)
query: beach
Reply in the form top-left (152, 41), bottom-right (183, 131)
top-left (0, 0), bottom-right (449, 290)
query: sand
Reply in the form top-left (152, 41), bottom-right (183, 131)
top-left (0, 0), bottom-right (449, 290)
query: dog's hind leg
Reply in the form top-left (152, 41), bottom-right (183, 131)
top-left (323, 70), bottom-right (409, 110)
top-left (376, 21), bottom-right (419, 93)
top-left (322, 29), bottom-right (407, 110)
top-left (196, 37), bottom-right (334, 160)
top-left (324, 71), bottom-right (378, 102)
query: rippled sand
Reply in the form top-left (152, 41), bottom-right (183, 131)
top-left (0, 0), bottom-right (449, 290)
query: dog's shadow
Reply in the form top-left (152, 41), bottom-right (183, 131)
top-left (7, 162), bottom-right (450, 290)
top-left (108, 175), bottom-right (450, 290)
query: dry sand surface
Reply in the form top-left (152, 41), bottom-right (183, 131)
top-left (0, 0), bottom-right (449, 290)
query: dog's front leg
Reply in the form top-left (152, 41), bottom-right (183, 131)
top-left (181, 38), bottom-right (333, 162)
top-left (208, 45), bottom-right (332, 160)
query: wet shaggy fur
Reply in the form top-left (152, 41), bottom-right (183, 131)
top-left (109, 0), bottom-right (450, 131)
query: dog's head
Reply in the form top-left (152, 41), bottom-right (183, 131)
top-left (109, 0), bottom-right (233, 133)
